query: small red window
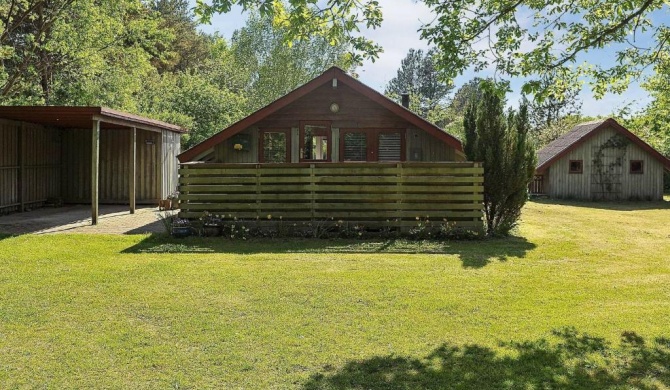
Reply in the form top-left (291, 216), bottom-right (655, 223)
top-left (630, 160), bottom-right (644, 174)
top-left (569, 160), bottom-right (583, 174)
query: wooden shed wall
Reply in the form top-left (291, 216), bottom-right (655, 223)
top-left (0, 120), bottom-right (19, 212)
top-left (161, 129), bottom-right (181, 198)
top-left (24, 123), bottom-right (61, 205)
top-left (0, 119), bottom-right (61, 213)
top-left (547, 127), bottom-right (665, 200)
top-left (61, 128), bottom-right (162, 204)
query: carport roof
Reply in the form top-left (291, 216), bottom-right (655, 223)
top-left (0, 106), bottom-right (186, 133)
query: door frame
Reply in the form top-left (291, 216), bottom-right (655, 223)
top-left (299, 121), bottom-right (332, 162)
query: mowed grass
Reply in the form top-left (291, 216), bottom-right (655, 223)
top-left (1, 199), bottom-right (669, 389)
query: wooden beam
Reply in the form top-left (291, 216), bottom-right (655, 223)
top-left (158, 130), bottom-right (164, 201)
top-left (129, 127), bottom-right (136, 214)
top-left (91, 115), bottom-right (162, 133)
top-left (18, 123), bottom-right (25, 212)
top-left (91, 120), bottom-right (100, 225)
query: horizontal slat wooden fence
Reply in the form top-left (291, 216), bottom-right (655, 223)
top-left (179, 162), bottom-right (484, 230)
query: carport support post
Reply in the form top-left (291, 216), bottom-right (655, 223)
top-left (91, 120), bottom-right (100, 225)
top-left (129, 127), bottom-right (136, 214)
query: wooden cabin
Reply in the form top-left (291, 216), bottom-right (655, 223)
top-left (0, 106), bottom-right (186, 224)
top-left (176, 68), bottom-right (485, 231)
top-left (533, 118), bottom-right (670, 200)
top-left (178, 67), bottom-right (464, 164)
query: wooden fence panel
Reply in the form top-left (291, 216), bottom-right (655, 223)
top-left (178, 162), bottom-right (484, 230)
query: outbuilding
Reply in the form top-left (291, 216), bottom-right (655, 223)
top-left (533, 118), bottom-right (670, 200)
top-left (0, 106), bottom-right (185, 224)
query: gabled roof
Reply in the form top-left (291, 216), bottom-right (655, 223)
top-left (536, 118), bottom-right (670, 172)
top-left (0, 106), bottom-right (186, 133)
top-left (178, 67), bottom-right (463, 162)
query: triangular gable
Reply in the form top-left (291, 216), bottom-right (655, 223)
top-left (536, 118), bottom-right (670, 172)
top-left (178, 67), bottom-right (463, 162)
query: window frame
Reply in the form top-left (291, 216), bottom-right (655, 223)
top-left (258, 128), bottom-right (291, 163)
top-left (339, 128), bottom-right (406, 162)
top-left (629, 160), bottom-right (644, 174)
top-left (339, 129), bottom-right (370, 162)
top-left (375, 129), bottom-right (406, 162)
top-left (568, 160), bottom-right (583, 174)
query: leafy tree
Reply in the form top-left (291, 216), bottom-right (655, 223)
top-left (0, 0), bottom-right (173, 109)
top-left (463, 84), bottom-right (536, 236)
top-left (449, 78), bottom-right (484, 113)
top-left (230, 10), bottom-right (354, 111)
top-left (385, 49), bottom-right (452, 118)
top-left (148, 0), bottom-right (210, 73)
top-left (529, 74), bottom-right (582, 130)
top-left (420, 0), bottom-right (669, 98)
top-left (0, 0), bottom-right (76, 104)
top-left (194, 0), bottom-right (383, 66)
top-left (530, 115), bottom-right (599, 150)
top-left (622, 56), bottom-right (670, 158)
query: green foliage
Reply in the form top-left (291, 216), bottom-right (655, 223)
top-left (0, 1), bottom-right (355, 151)
top-left (529, 73), bottom-right (582, 130)
top-left (230, 10), bottom-right (353, 112)
top-left (621, 56), bottom-right (670, 160)
top-left (464, 85), bottom-right (537, 236)
top-left (193, 0), bottom-right (383, 66)
top-left (385, 48), bottom-right (452, 118)
top-left (420, 0), bottom-right (668, 98)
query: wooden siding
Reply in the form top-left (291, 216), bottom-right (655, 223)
top-left (201, 81), bottom-right (461, 163)
top-left (161, 130), bottom-right (181, 198)
top-left (256, 82), bottom-right (412, 129)
top-left (62, 128), bottom-right (162, 204)
top-left (24, 123), bottom-right (61, 205)
top-left (0, 120), bottom-right (20, 212)
top-left (0, 119), bottom-right (60, 213)
top-left (214, 128), bottom-right (258, 163)
top-left (407, 127), bottom-right (462, 162)
top-left (547, 127), bottom-right (665, 200)
top-left (212, 125), bottom-right (461, 163)
top-left (178, 162), bottom-right (484, 230)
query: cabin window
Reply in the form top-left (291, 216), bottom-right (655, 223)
top-left (569, 160), bottom-right (583, 174)
top-left (301, 122), bottom-right (331, 162)
top-left (342, 132), bottom-right (367, 161)
top-left (377, 132), bottom-right (403, 161)
top-left (259, 130), bottom-right (290, 163)
top-left (630, 160), bottom-right (644, 174)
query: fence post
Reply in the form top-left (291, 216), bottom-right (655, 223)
top-left (310, 163), bottom-right (315, 222)
top-left (474, 162), bottom-right (484, 226)
top-left (397, 162), bottom-right (403, 231)
top-left (256, 164), bottom-right (261, 218)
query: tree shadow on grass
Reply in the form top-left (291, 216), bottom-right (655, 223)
top-left (531, 198), bottom-right (670, 211)
top-left (303, 328), bottom-right (670, 390)
top-left (121, 234), bottom-right (536, 269)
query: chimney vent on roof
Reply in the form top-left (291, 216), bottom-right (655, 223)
top-left (401, 93), bottom-right (410, 108)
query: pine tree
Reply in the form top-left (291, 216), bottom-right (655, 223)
top-left (464, 86), bottom-right (537, 236)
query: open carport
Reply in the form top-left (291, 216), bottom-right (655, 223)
top-left (0, 106), bottom-right (185, 225)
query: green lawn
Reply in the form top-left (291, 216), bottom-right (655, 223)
top-left (1, 199), bottom-right (669, 389)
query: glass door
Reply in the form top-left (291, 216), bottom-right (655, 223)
top-left (300, 121), bottom-right (331, 162)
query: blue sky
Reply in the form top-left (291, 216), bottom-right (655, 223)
top-left (193, 0), bottom-right (655, 117)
